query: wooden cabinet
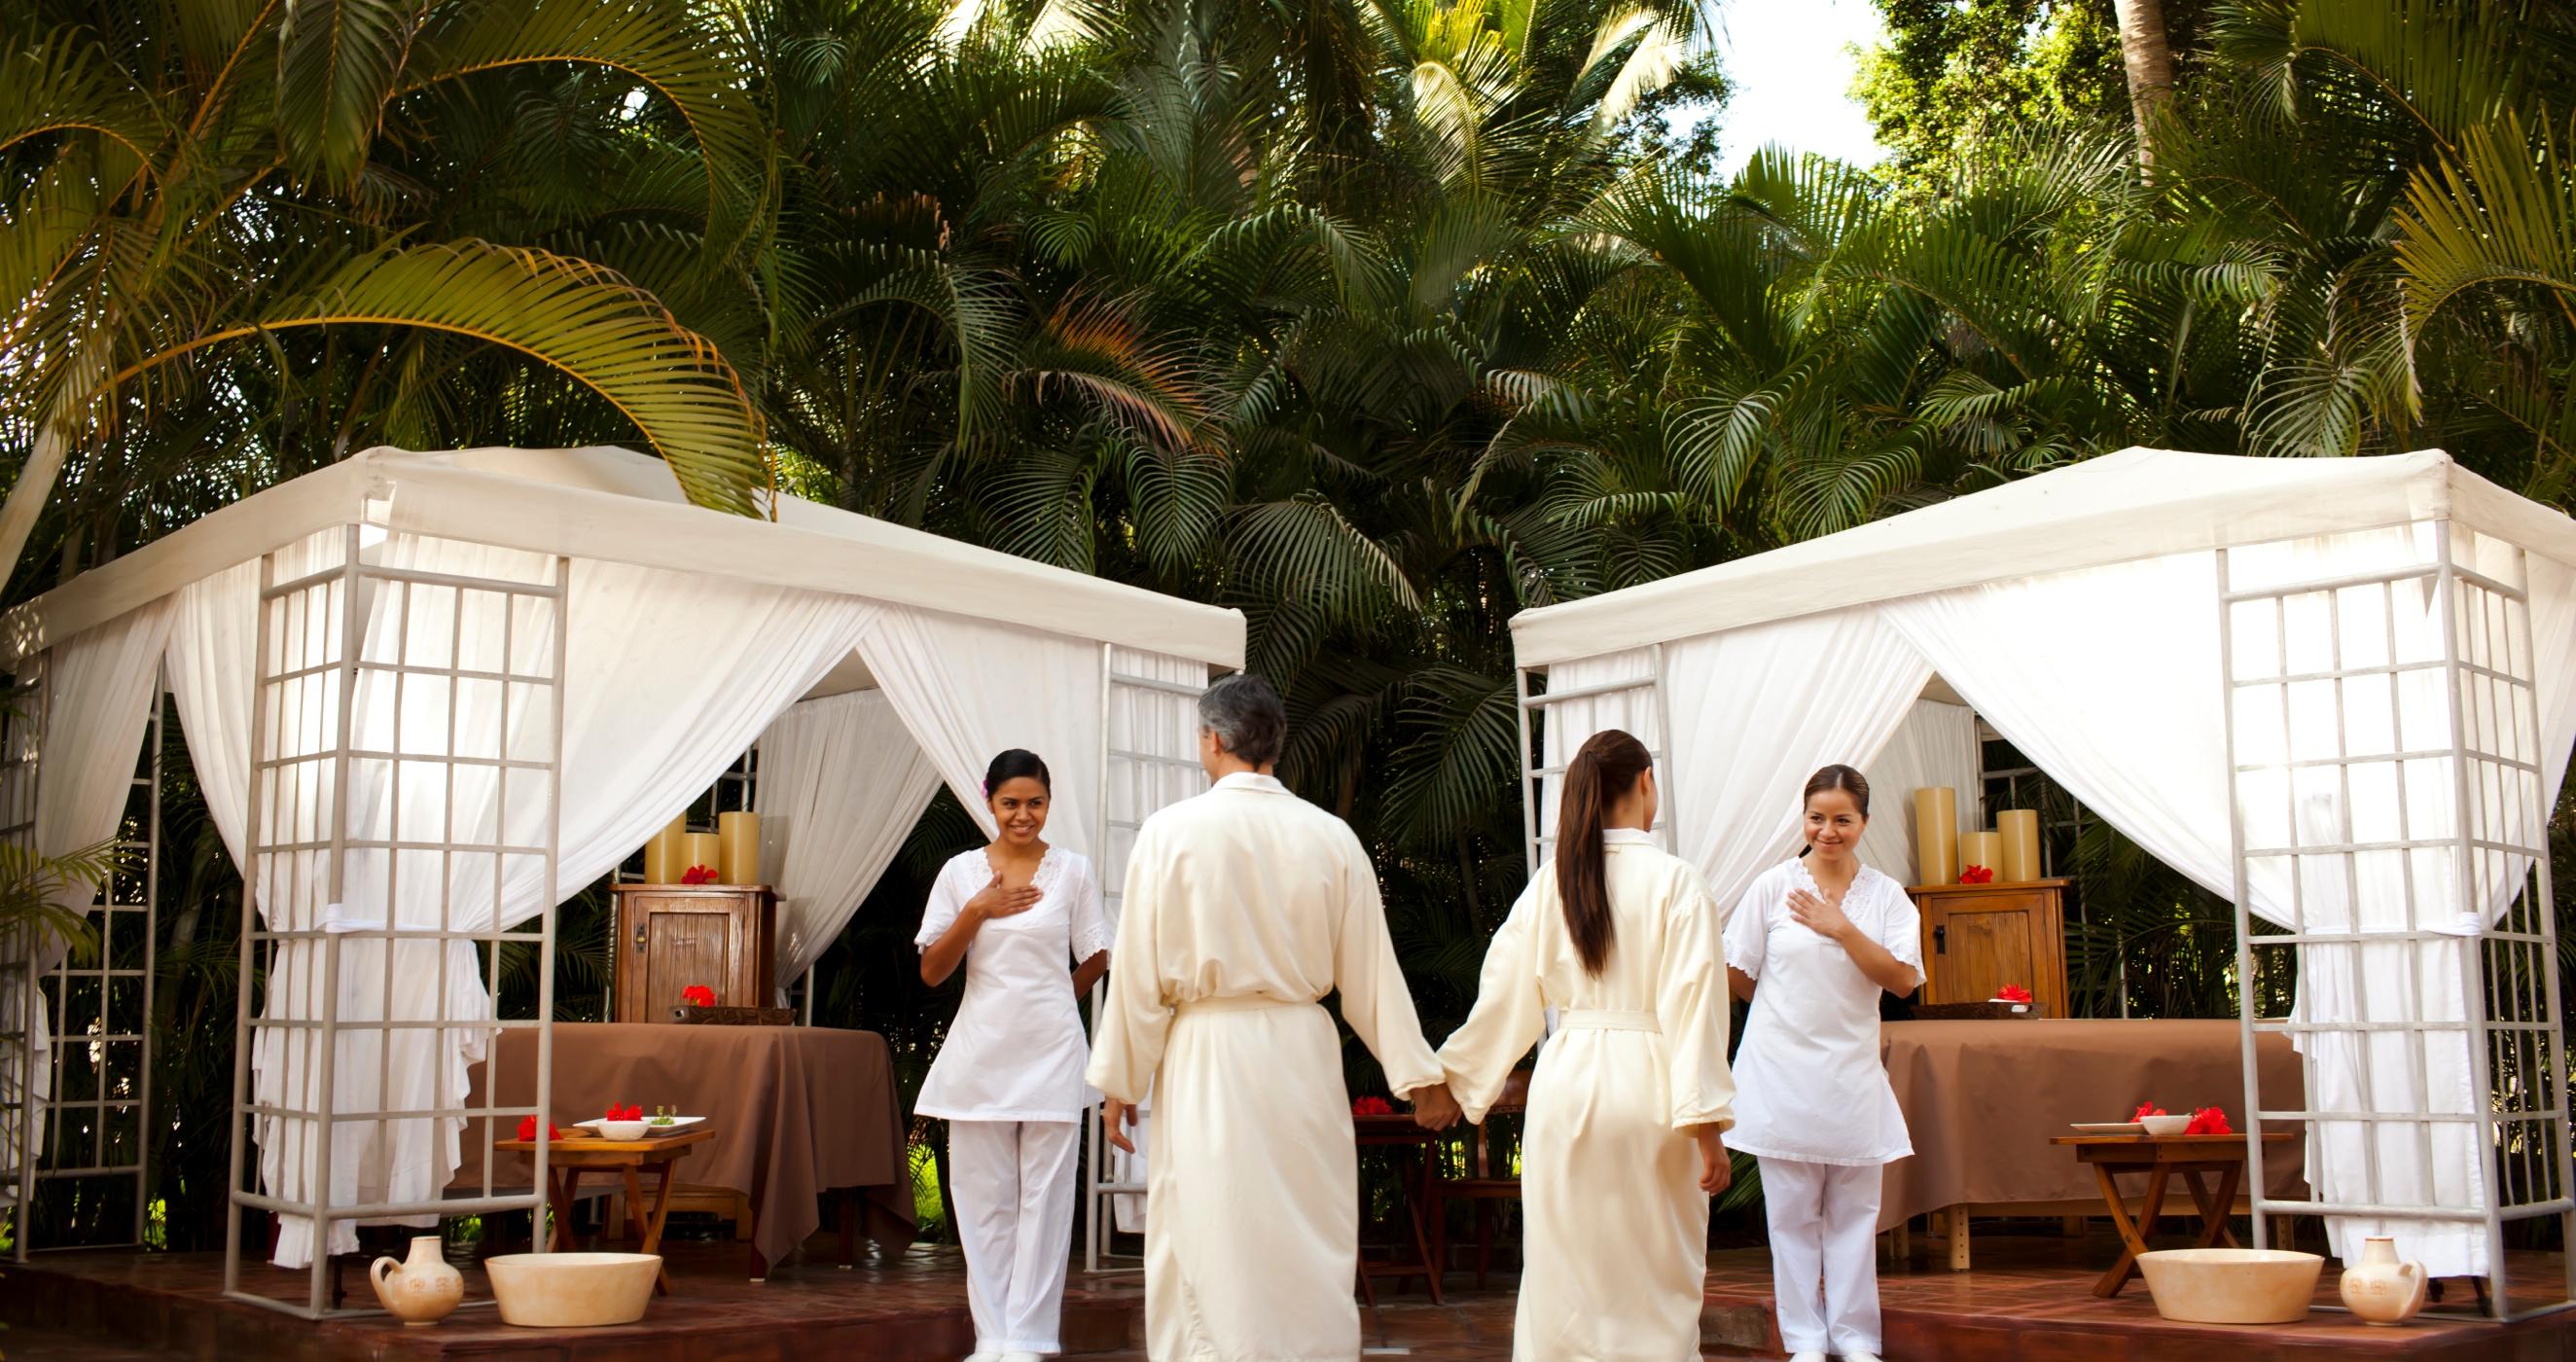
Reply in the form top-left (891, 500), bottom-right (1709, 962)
top-left (1909, 879), bottom-right (2068, 1019)
top-left (611, 884), bottom-right (776, 1023)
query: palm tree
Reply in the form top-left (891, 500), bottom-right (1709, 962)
top-left (0, 1), bottom-right (778, 591)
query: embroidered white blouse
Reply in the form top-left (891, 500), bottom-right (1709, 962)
top-left (1722, 857), bottom-right (1923, 1166)
top-left (913, 844), bottom-right (1113, 1123)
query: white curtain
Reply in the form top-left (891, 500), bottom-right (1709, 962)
top-left (753, 690), bottom-right (944, 994)
top-left (172, 532), bottom-right (882, 1266)
top-left (1856, 699), bottom-right (1980, 884)
top-left (856, 606), bottom-right (1105, 859)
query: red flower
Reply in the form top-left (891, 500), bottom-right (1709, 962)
top-left (2185, 1106), bottom-right (2233, 1136)
top-left (2133, 1100), bottom-right (2167, 1121)
top-left (1997, 984), bottom-right (2033, 1004)
top-left (681, 865), bottom-right (718, 885)
top-left (515, 1116), bottom-right (562, 1142)
top-left (1350, 1096), bottom-right (1394, 1117)
top-left (1959, 865), bottom-right (1995, 884)
top-left (604, 1102), bottom-right (645, 1122)
top-left (681, 985), bottom-right (716, 1008)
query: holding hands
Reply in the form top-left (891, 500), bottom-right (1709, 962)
top-left (966, 872), bottom-right (1044, 922)
top-left (1408, 1082), bottom-right (1461, 1130)
top-left (1785, 886), bottom-right (1855, 944)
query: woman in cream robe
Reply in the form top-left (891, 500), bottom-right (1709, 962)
top-left (1438, 729), bottom-right (1736, 1362)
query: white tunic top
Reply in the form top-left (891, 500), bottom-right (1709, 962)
top-left (1723, 858), bottom-right (1922, 1166)
top-left (914, 845), bottom-right (1112, 1123)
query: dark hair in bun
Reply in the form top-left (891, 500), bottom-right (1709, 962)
top-left (983, 749), bottom-right (1052, 799)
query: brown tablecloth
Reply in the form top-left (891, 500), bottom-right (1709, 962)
top-left (1877, 1019), bottom-right (2309, 1232)
top-left (450, 1022), bottom-right (916, 1269)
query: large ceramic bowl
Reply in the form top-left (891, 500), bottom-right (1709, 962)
top-left (2136, 1248), bottom-right (2322, 1325)
top-left (484, 1252), bottom-right (660, 1327)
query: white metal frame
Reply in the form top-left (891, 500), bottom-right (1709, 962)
top-left (2219, 524), bottom-right (2576, 1323)
top-left (1082, 646), bottom-right (1206, 1272)
top-left (21, 683), bottom-right (161, 1256)
top-left (220, 526), bottom-right (566, 1319)
top-left (1514, 643), bottom-right (1680, 873)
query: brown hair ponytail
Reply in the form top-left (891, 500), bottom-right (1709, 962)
top-left (1555, 729), bottom-right (1654, 976)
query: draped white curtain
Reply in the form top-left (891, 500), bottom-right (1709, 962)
top-left (754, 690), bottom-right (944, 993)
top-left (856, 606), bottom-right (1105, 859)
top-left (1856, 699), bottom-right (1980, 883)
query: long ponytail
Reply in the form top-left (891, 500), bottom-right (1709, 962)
top-left (1554, 729), bottom-right (1653, 976)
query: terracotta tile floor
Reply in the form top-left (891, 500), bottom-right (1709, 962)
top-left (2, 1228), bottom-right (2568, 1360)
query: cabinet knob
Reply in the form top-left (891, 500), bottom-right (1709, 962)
top-left (1934, 924), bottom-right (1947, 954)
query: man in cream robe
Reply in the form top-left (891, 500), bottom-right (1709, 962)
top-left (1088, 674), bottom-right (1455, 1361)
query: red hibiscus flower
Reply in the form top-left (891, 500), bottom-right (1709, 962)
top-left (1959, 865), bottom-right (1995, 884)
top-left (604, 1102), bottom-right (645, 1122)
top-left (681, 865), bottom-right (719, 885)
top-left (515, 1116), bottom-right (562, 1142)
top-left (1350, 1096), bottom-right (1394, 1117)
top-left (1997, 984), bottom-right (2033, 1004)
top-left (681, 985), bottom-right (716, 1008)
top-left (2133, 1100), bottom-right (2167, 1121)
top-left (2185, 1106), bottom-right (2233, 1136)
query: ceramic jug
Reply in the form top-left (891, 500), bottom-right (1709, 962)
top-left (2338, 1236), bottom-right (2426, 1326)
top-left (372, 1235), bottom-right (465, 1326)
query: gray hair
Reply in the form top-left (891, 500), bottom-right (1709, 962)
top-left (1198, 673), bottom-right (1286, 768)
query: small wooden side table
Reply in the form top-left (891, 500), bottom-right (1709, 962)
top-left (2050, 1132), bottom-right (2295, 1298)
top-left (499, 1128), bottom-right (714, 1296)
top-left (1353, 1114), bottom-right (1446, 1306)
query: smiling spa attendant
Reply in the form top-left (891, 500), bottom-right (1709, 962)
top-left (915, 750), bottom-right (1112, 1362)
top-left (1723, 765), bottom-right (1923, 1362)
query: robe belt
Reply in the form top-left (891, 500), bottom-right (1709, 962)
top-left (1556, 1009), bottom-right (1662, 1033)
top-left (1173, 993), bottom-right (1316, 1016)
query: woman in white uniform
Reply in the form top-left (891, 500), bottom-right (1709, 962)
top-left (916, 749), bottom-right (1113, 1362)
top-left (1724, 765), bottom-right (1922, 1362)
top-left (1435, 729), bottom-right (1737, 1362)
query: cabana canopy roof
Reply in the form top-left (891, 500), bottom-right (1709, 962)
top-left (2, 445), bottom-right (1246, 669)
top-left (1511, 448), bottom-right (2576, 666)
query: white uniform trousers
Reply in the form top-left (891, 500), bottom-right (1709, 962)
top-left (949, 1119), bottom-right (1082, 1354)
top-left (1757, 1156), bottom-right (1884, 1356)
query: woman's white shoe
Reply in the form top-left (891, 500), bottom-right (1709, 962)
top-left (1842, 1351), bottom-right (1883, 1362)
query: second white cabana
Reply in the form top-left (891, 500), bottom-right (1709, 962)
top-left (0, 445), bottom-right (1235, 1314)
top-left (1508, 447), bottom-right (2576, 1318)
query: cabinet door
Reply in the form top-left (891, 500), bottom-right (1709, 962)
top-left (640, 903), bottom-right (738, 1020)
top-left (1923, 892), bottom-right (2039, 1006)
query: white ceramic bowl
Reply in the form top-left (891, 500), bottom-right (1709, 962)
top-left (2140, 1114), bottom-right (2192, 1136)
top-left (2136, 1248), bottom-right (2322, 1325)
top-left (485, 1252), bottom-right (660, 1327)
top-left (596, 1119), bottom-right (649, 1141)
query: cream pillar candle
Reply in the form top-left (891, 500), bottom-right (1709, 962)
top-left (718, 810), bottom-right (762, 885)
top-left (681, 832), bottom-right (722, 879)
top-left (1960, 831), bottom-right (2003, 878)
top-left (1914, 787), bottom-right (1959, 885)
top-left (641, 815), bottom-right (687, 884)
top-left (1997, 809), bottom-right (2042, 882)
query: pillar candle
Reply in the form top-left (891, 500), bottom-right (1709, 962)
top-left (681, 832), bottom-right (722, 880)
top-left (1914, 787), bottom-right (1959, 885)
top-left (641, 814), bottom-right (687, 884)
top-left (1997, 808), bottom-right (2042, 882)
top-left (719, 810), bottom-right (762, 886)
top-left (1961, 831), bottom-right (2003, 878)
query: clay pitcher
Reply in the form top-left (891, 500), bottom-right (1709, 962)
top-left (372, 1235), bottom-right (465, 1326)
top-left (2338, 1237), bottom-right (2427, 1326)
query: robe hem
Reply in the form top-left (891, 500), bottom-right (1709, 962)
top-left (920, 1106), bottom-right (1088, 1123)
top-left (1735, 1139), bottom-right (1910, 1167)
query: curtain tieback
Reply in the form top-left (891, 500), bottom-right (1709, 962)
top-left (1557, 1009), bottom-right (1661, 1033)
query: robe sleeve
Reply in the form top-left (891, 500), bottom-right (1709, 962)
top-left (1435, 878), bottom-right (1546, 1125)
top-left (1723, 872), bottom-right (1771, 978)
top-left (1331, 825), bottom-right (1446, 1097)
top-left (1868, 876), bottom-right (1926, 991)
top-left (1657, 866), bottom-right (1736, 1131)
top-left (1084, 830), bottom-right (1169, 1103)
top-left (914, 854), bottom-right (968, 951)
top-left (1067, 853), bottom-right (1113, 963)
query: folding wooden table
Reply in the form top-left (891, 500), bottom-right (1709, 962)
top-left (499, 1127), bottom-right (714, 1295)
top-left (2050, 1131), bottom-right (2296, 1298)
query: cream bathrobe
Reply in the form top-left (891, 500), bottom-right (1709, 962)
top-left (1438, 829), bottom-right (1737, 1362)
top-left (1087, 771), bottom-right (1445, 1362)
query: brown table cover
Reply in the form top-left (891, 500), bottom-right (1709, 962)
top-left (451, 1022), bottom-right (916, 1269)
top-left (1877, 1019), bottom-right (2309, 1232)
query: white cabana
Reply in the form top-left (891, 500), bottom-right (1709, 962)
top-left (1509, 447), bottom-right (2576, 1316)
top-left (0, 445), bottom-right (1235, 1315)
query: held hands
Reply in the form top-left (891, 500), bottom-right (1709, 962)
top-left (1785, 887), bottom-right (1856, 945)
top-left (1407, 1082), bottom-right (1461, 1130)
top-left (966, 872), bottom-right (1043, 923)
top-left (1101, 1096), bottom-right (1139, 1153)
top-left (1694, 1127), bottom-right (1733, 1196)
